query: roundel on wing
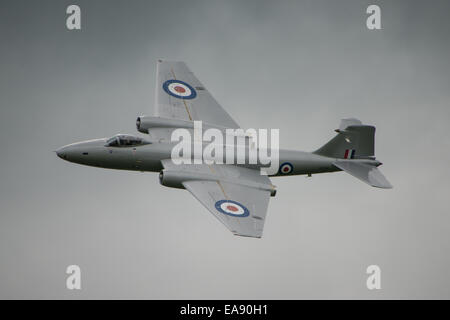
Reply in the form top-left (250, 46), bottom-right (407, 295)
top-left (162, 79), bottom-right (197, 99)
top-left (214, 200), bottom-right (249, 217)
top-left (279, 162), bottom-right (293, 174)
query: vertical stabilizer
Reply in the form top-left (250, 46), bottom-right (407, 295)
top-left (314, 118), bottom-right (375, 159)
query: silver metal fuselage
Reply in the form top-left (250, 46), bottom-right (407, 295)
top-left (56, 138), bottom-right (341, 177)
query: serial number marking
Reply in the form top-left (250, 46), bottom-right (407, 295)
top-left (224, 304), bottom-right (268, 315)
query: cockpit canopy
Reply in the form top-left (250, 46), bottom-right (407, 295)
top-left (106, 134), bottom-right (149, 147)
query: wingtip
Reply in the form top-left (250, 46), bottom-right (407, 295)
top-left (233, 232), bottom-right (262, 239)
top-left (372, 183), bottom-right (393, 189)
top-left (157, 59), bottom-right (186, 65)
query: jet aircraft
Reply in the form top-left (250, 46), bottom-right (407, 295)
top-left (56, 60), bottom-right (392, 238)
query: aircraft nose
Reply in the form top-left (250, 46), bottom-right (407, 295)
top-left (56, 144), bottom-right (81, 160)
top-left (55, 146), bottom-right (68, 160)
top-left (56, 139), bottom-right (104, 163)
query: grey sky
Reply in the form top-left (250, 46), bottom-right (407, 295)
top-left (0, 0), bottom-right (449, 299)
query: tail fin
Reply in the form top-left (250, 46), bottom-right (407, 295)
top-left (314, 118), bottom-right (392, 188)
top-left (314, 118), bottom-right (375, 159)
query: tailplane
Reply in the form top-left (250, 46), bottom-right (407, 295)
top-left (333, 160), bottom-right (392, 189)
top-left (314, 118), bottom-right (392, 188)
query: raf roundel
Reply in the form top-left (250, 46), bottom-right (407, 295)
top-left (279, 162), bottom-right (294, 174)
top-left (215, 200), bottom-right (250, 217)
top-left (162, 79), bottom-right (197, 99)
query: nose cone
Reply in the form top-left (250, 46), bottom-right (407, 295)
top-left (56, 147), bottom-right (66, 159)
top-left (55, 145), bottom-right (76, 160)
top-left (55, 139), bottom-right (105, 163)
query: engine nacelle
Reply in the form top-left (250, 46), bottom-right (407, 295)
top-left (159, 170), bottom-right (201, 189)
top-left (159, 169), bottom-right (277, 196)
top-left (136, 115), bottom-right (198, 134)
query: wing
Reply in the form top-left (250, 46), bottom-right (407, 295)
top-left (161, 160), bottom-right (274, 238)
top-left (183, 180), bottom-right (270, 238)
top-left (155, 60), bottom-right (240, 129)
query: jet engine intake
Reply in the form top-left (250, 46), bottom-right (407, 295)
top-left (158, 170), bottom-right (201, 189)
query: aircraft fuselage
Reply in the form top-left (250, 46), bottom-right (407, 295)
top-left (56, 138), bottom-right (341, 177)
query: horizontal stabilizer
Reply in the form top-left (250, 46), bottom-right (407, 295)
top-left (333, 160), bottom-right (392, 189)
